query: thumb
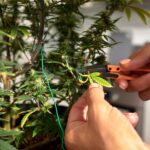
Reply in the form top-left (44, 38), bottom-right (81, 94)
top-left (86, 83), bottom-right (112, 123)
top-left (87, 83), bottom-right (108, 107)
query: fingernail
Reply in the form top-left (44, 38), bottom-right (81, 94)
top-left (120, 59), bottom-right (131, 66)
top-left (129, 113), bottom-right (138, 123)
top-left (119, 81), bottom-right (128, 90)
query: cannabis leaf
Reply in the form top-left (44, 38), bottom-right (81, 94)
top-left (125, 1), bottom-right (150, 24)
top-left (0, 140), bottom-right (17, 150)
top-left (90, 72), bottom-right (112, 88)
top-left (21, 109), bottom-right (38, 128)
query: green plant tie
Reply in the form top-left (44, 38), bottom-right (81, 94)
top-left (40, 47), bottom-right (65, 150)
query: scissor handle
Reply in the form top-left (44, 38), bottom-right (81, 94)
top-left (107, 65), bottom-right (122, 73)
top-left (107, 65), bottom-right (150, 73)
top-left (107, 64), bottom-right (150, 80)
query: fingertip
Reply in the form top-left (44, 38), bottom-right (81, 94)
top-left (119, 80), bottom-right (128, 90)
top-left (89, 83), bottom-right (104, 96)
top-left (89, 83), bottom-right (103, 89)
top-left (128, 112), bottom-right (139, 127)
top-left (117, 79), bottom-right (128, 90)
top-left (120, 59), bottom-right (131, 68)
top-left (88, 83), bottom-right (105, 106)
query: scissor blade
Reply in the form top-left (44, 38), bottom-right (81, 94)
top-left (84, 64), bottom-right (106, 69)
top-left (82, 67), bottom-right (107, 73)
top-left (82, 64), bottom-right (107, 73)
top-left (102, 73), bottom-right (118, 79)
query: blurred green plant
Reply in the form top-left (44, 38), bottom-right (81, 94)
top-left (0, 0), bottom-right (149, 149)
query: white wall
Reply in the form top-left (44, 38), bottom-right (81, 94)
top-left (143, 101), bottom-right (150, 143)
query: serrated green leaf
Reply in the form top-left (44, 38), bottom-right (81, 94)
top-left (0, 118), bottom-right (8, 122)
top-left (129, 0), bottom-right (143, 4)
top-left (44, 0), bottom-right (49, 6)
top-left (0, 101), bottom-right (9, 107)
top-left (103, 35), bottom-right (108, 41)
top-left (18, 26), bottom-right (30, 36)
top-left (16, 95), bottom-right (32, 102)
top-left (0, 41), bottom-right (11, 46)
top-left (130, 6), bottom-right (150, 18)
top-left (11, 106), bottom-right (20, 114)
top-left (0, 139), bottom-right (17, 150)
top-left (32, 127), bottom-right (41, 137)
top-left (131, 7), bottom-right (149, 24)
top-left (47, 61), bottom-right (65, 67)
top-left (131, 7), bottom-right (150, 18)
top-left (90, 76), bottom-right (112, 88)
top-left (125, 8), bottom-right (132, 20)
top-left (47, 74), bottom-right (55, 80)
top-left (10, 28), bottom-right (18, 39)
top-left (0, 112), bottom-right (6, 115)
top-left (5, 72), bottom-right (15, 77)
top-left (21, 109), bottom-right (37, 128)
top-left (0, 30), bottom-right (14, 39)
top-left (90, 72), bottom-right (101, 77)
top-left (0, 60), bottom-right (16, 66)
top-left (0, 90), bottom-right (14, 96)
top-left (0, 130), bottom-right (21, 137)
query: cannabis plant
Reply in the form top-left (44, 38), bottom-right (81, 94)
top-left (0, 0), bottom-right (149, 149)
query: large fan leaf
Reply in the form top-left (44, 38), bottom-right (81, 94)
top-left (0, 140), bottom-right (17, 150)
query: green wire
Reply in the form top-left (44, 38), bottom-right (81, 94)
top-left (40, 47), bottom-right (65, 150)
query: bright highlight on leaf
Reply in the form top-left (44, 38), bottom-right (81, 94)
top-left (44, 0), bottom-right (49, 6)
top-left (90, 72), bottom-right (112, 88)
top-left (21, 109), bottom-right (38, 128)
top-left (18, 26), bottom-right (30, 36)
top-left (11, 28), bottom-right (18, 39)
top-left (0, 130), bottom-right (21, 137)
top-left (0, 30), bottom-right (14, 39)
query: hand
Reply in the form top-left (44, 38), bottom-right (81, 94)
top-left (65, 83), bottom-right (148, 150)
top-left (116, 43), bottom-right (150, 100)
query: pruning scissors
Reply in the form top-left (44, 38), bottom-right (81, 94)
top-left (82, 64), bottom-right (150, 80)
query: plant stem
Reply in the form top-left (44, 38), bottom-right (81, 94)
top-left (14, 0), bottom-right (45, 77)
top-left (5, 37), bottom-right (11, 61)
top-left (0, 5), bottom-right (11, 61)
top-left (1, 73), bottom-right (11, 130)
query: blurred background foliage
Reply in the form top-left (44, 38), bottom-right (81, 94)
top-left (0, 0), bottom-right (149, 149)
